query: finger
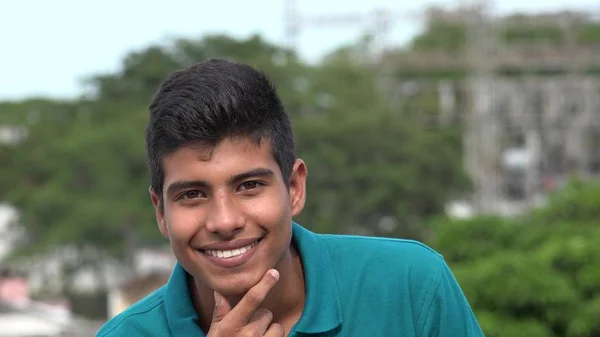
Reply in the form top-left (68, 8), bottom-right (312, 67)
top-left (243, 308), bottom-right (273, 335)
top-left (228, 269), bottom-right (279, 325)
top-left (264, 323), bottom-right (285, 337)
top-left (211, 291), bottom-right (233, 324)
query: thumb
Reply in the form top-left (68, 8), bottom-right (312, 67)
top-left (212, 291), bottom-right (232, 323)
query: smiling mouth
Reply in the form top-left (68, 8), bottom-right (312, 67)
top-left (199, 238), bottom-right (262, 259)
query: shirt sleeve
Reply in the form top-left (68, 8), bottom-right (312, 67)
top-left (419, 259), bottom-right (486, 337)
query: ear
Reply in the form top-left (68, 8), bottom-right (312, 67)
top-left (289, 159), bottom-right (307, 218)
top-left (150, 187), bottom-right (170, 239)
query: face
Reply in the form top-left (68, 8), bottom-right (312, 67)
top-left (150, 136), bottom-right (307, 296)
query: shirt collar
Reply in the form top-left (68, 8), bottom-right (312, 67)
top-left (164, 262), bottom-right (203, 335)
top-left (163, 222), bottom-right (342, 335)
top-left (290, 222), bottom-right (342, 334)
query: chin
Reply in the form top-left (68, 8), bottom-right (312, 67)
top-left (212, 269), bottom-right (267, 296)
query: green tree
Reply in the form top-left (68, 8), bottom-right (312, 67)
top-left (0, 36), bottom-right (307, 289)
top-left (0, 33), bottom-right (469, 295)
top-left (428, 179), bottom-right (600, 337)
top-left (293, 50), bottom-right (469, 238)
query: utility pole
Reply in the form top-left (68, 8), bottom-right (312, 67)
top-left (464, 0), bottom-right (500, 214)
top-left (284, 0), bottom-right (299, 51)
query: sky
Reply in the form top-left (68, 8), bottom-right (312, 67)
top-left (1, 0), bottom-right (599, 100)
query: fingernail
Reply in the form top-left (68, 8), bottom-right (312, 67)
top-left (269, 269), bottom-right (280, 280)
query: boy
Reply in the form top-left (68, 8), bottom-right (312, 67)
top-left (96, 59), bottom-right (485, 336)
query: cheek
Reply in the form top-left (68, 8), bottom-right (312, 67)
top-left (164, 206), bottom-right (203, 241)
top-left (248, 191), bottom-right (291, 227)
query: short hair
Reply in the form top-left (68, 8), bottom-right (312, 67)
top-left (145, 59), bottom-right (295, 201)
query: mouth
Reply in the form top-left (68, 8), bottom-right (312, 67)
top-left (197, 237), bottom-right (264, 268)
top-left (200, 238), bottom-right (262, 259)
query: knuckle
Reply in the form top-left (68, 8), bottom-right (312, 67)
top-left (257, 308), bottom-right (273, 321)
top-left (213, 324), bottom-right (233, 336)
top-left (271, 323), bottom-right (285, 336)
top-left (241, 330), bottom-right (261, 337)
top-left (265, 309), bottom-right (274, 322)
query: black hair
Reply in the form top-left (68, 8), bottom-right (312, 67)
top-left (145, 59), bottom-right (295, 202)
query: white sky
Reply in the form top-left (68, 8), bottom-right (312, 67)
top-left (1, 0), bottom-right (599, 100)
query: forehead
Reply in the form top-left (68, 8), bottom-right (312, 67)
top-left (161, 137), bottom-right (279, 183)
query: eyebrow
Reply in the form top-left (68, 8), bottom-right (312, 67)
top-left (228, 168), bottom-right (275, 185)
top-left (165, 168), bottom-right (275, 196)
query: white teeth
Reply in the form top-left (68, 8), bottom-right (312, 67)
top-left (204, 240), bottom-right (259, 259)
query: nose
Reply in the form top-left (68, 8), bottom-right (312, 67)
top-left (205, 191), bottom-right (245, 238)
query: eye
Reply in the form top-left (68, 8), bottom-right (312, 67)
top-left (239, 181), bottom-right (263, 191)
top-left (181, 190), bottom-right (203, 200)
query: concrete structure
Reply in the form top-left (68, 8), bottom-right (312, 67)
top-left (0, 248), bottom-right (174, 335)
top-left (283, 2), bottom-right (600, 216)
top-left (397, 5), bottom-right (600, 216)
top-left (0, 299), bottom-right (101, 337)
top-left (107, 271), bottom-right (171, 319)
top-left (0, 204), bottom-right (19, 261)
top-left (0, 267), bottom-right (85, 337)
top-left (106, 247), bottom-right (176, 318)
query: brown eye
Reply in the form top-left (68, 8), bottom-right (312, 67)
top-left (183, 190), bottom-right (201, 199)
top-left (240, 181), bottom-right (264, 191)
top-left (242, 181), bottom-right (258, 190)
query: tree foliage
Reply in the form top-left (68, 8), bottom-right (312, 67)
top-left (0, 33), bottom-right (468, 270)
top-left (429, 179), bottom-right (600, 337)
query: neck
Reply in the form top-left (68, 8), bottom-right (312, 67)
top-left (191, 243), bottom-right (305, 333)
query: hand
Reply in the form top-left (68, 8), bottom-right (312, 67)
top-left (207, 269), bottom-right (284, 337)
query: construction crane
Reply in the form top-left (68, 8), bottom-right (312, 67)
top-left (284, 0), bottom-right (420, 58)
top-left (284, 0), bottom-right (428, 106)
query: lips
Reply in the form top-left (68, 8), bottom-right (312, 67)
top-left (196, 237), bottom-right (264, 268)
top-left (202, 239), bottom-right (261, 259)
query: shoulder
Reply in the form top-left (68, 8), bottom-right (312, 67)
top-left (95, 287), bottom-right (167, 337)
top-left (319, 233), bottom-right (444, 276)
top-left (318, 233), bottom-right (447, 309)
top-left (312, 233), bottom-right (484, 335)
top-left (318, 233), bottom-right (457, 327)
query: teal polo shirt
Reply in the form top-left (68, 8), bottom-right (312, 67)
top-left (96, 223), bottom-right (485, 336)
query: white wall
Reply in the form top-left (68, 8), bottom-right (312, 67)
top-left (0, 204), bottom-right (19, 261)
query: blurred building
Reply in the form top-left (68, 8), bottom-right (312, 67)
top-left (0, 267), bottom-right (97, 337)
top-left (0, 204), bottom-right (19, 261)
top-left (0, 125), bottom-right (27, 145)
top-left (388, 5), bottom-right (600, 217)
top-left (0, 247), bottom-right (174, 333)
top-left (285, 3), bottom-right (600, 217)
top-left (107, 270), bottom-right (171, 319)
